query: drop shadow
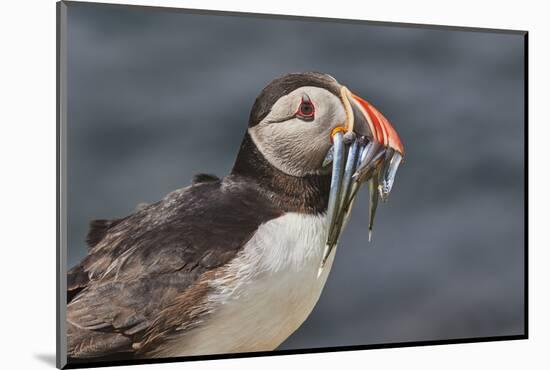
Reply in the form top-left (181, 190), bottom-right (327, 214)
top-left (34, 353), bottom-right (56, 367)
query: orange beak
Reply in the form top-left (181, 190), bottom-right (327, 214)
top-left (341, 86), bottom-right (404, 156)
top-left (350, 93), bottom-right (404, 156)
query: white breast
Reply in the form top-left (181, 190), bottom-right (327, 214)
top-left (159, 212), bottom-right (337, 357)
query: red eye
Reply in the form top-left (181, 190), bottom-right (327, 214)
top-left (296, 98), bottom-right (315, 121)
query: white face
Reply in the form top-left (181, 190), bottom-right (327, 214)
top-left (249, 86), bottom-right (346, 177)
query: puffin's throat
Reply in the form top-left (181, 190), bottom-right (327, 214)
top-left (231, 133), bottom-right (331, 214)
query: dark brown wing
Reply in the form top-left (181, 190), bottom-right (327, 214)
top-left (67, 218), bottom-right (126, 302)
top-left (67, 175), bottom-right (282, 360)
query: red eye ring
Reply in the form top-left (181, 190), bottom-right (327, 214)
top-left (296, 98), bottom-right (315, 121)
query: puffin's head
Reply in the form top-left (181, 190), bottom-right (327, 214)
top-left (243, 72), bottom-right (405, 268)
top-left (248, 72), bottom-right (403, 176)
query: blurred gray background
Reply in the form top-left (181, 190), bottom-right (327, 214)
top-left (66, 2), bottom-right (525, 350)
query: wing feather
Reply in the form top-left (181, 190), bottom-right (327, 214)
top-left (67, 176), bottom-right (282, 360)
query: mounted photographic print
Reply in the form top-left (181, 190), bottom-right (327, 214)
top-left (56, 1), bottom-right (528, 368)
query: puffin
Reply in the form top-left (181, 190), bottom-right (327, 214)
top-left (66, 72), bottom-right (404, 361)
